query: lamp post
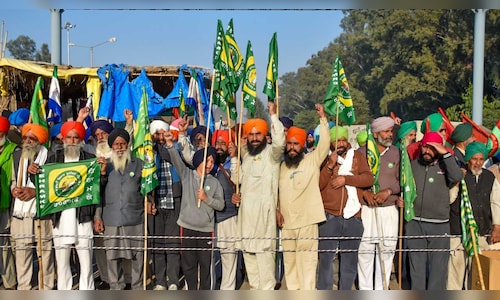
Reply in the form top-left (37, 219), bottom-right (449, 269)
top-left (69, 37), bottom-right (117, 67)
top-left (64, 22), bottom-right (76, 65)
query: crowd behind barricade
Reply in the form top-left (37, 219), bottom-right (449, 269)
top-left (0, 103), bottom-right (499, 291)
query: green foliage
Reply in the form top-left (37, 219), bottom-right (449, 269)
top-left (248, 97), bottom-right (269, 124)
top-left (446, 83), bottom-right (500, 129)
top-left (292, 110), bottom-right (319, 131)
top-left (6, 35), bottom-right (36, 60)
top-left (35, 43), bottom-right (51, 62)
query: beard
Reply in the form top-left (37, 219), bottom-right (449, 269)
top-left (306, 140), bottom-right (314, 148)
top-left (377, 135), bottom-right (393, 147)
top-left (110, 148), bottom-right (131, 174)
top-left (22, 142), bottom-right (41, 163)
top-left (284, 148), bottom-right (304, 168)
top-left (418, 152), bottom-right (437, 166)
top-left (0, 135), bottom-right (6, 147)
top-left (96, 141), bottom-right (112, 158)
top-left (64, 143), bottom-right (82, 160)
top-left (246, 139), bottom-right (267, 156)
top-left (216, 151), bottom-right (229, 165)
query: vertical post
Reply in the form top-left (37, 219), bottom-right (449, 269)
top-left (90, 47), bottom-right (94, 67)
top-left (472, 9), bottom-right (488, 125)
top-left (49, 9), bottom-right (63, 65)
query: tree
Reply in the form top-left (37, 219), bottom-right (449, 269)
top-left (247, 97), bottom-right (269, 124)
top-left (35, 43), bottom-right (51, 62)
top-left (6, 35), bottom-right (36, 60)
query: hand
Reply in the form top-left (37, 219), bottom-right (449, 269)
top-left (330, 176), bottom-right (346, 189)
top-left (27, 163), bottom-right (40, 175)
top-left (373, 189), bottom-right (391, 204)
top-left (124, 109), bottom-right (133, 124)
top-left (397, 196), bottom-right (404, 208)
top-left (267, 102), bottom-right (276, 116)
top-left (197, 189), bottom-right (208, 202)
top-left (363, 190), bottom-right (378, 207)
top-left (76, 106), bottom-right (91, 123)
top-left (164, 130), bottom-right (174, 147)
top-left (276, 209), bottom-right (284, 228)
top-left (231, 193), bottom-right (241, 206)
top-left (328, 151), bottom-right (338, 166)
top-left (93, 219), bottom-right (105, 234)
top-left (178, 116), bottom-right (189, 135)
top-left (491, 225), bottom-right (500, 244)
top-left (97, 157), bottom-right (107, 175)
top-left (12, 187), bottom-right (36, 201)
top-left (425, 141), bottom-right (448, 155)
top-left (315, 103), bottom-right (326, 118)
top-left (147, 201), bottom-right (157, 215)
top-left (228, 142), bottom-right (237, 157)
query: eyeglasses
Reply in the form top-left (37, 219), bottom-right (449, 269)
top-left (439, 128), bottom-right (447, 133)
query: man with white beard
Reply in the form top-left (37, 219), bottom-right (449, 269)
top-left (97, 128), bottom-right (147, 290)
top-left (0, 116), bottom-right (17, 289)
top-left (41, 121), bottom-right (101, 290)
top-left (11, 123), bottom-right (55, 290)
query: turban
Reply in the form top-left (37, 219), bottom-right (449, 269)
top-left (330, 126), bottom-right (348, 142)
top-left (212, 130), bottom-right (230, 146)
top-left (8, 108), bottom-right (29, 126)
top-left (61, 121), bottom-right (86, 140)
top-left (170, 118), bottom-right (183, 130)
top-left (450, 123), bottom-right (473, 143)
top-left (150, 119), bottom-right (169, 134)
top-left (108, 128), bottom-right (130, 147)
top-left (49, 123), bottom-right (63, 139)
top-left (279, 116), bottom-right (294, 129)
top-left (371, 116), bottom-right (395, 133)
top-left (244, 118), bottom-right (269, 136)
top-left (192, 146), bottom-right (217, 169)
top-left (22, 123), bottom-right (49, 144)
top-left (420, 131), bottom-right (443, 147)
top-left (286, 126), bottom-right (306, 147)
top-left (356, 130), bottom-right (368, 146)
top-left (420, 113), bottom-right (444, 134)
top-left (307, 129), bottom-right (314, 138)
top-left (190, 126), bottom-right (212, 146)
top-left (0, 116), bottom-right (9, 134)
top-left (90, 120), bottom-right (114, 137)
top-left (397, 121), bottom-right (417, 141)
top-left (465, 141), bottom-right (488, 162)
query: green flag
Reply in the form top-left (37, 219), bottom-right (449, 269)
top-left (460, 179), bottom-right (480, 257)
top-left (35, 158), bottom-right (100, 217)
top-left (213, 19), bottom-right (234, 96)
top-left (30, 76), bottom-right (48, 130)
top-left (263, 32), bottom-right (278, 102)
top-left (400, 139), bottom-right (417, 221)
top-left (366, 123), bottom-right (380, 193)
top-left (324, 54), bottom-right (356, 125)
top-left (225, 18), bottom-right (244, 92)
top-left (133, 86), bottom-right (159, 195)
top-left (242, 40), bottom-right (257, 118)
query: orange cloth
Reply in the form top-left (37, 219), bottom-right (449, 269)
top-left (286, 126), bottom-right (306, 147)
top-left (0, 116), bottom-right (9, 134)
top-left (212, 129), bottom-right (230, 146)
top-left (61, 121), bottom-right (86, 140)
top-left (243, 119), bottom-right (268, 136)
top-left (22, 123), bottom-right (49, 144)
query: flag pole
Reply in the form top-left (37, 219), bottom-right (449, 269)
top-left (235, 90), bottom-right (244, 207)
top-left (143, 193), bottom-right (148, 290)
top-left (471, 226), bottom-right (485, 290)
top-left (275, 79), bottom-right (279, 118)
top-left (226, 103), bottom-right (232, 143)
top-left (398, 201), bottom-right (404, 289)
top-left (199, 70), bottom-right (216, 208)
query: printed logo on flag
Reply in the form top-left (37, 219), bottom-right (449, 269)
top-left (51, 167), bottom-right (86, 200)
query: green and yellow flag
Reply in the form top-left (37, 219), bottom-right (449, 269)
top-left (324, 54), bottom-right (356, 125)
top-left (400, 139), bottom-right (417, 221)
top-left (460, 179), bottom-right (480, 256)
top-left (225, 18), bottom-right (243, 92)
top-left (133, 86), bottom-right (159, 195)
top-left (242, 40), bottom-right (257, 118)
top-left (35, 158), bottom-right (100, 217)
top-left (366, 123), bottom-right (380, 193)
top-left (263, 32), bottom-right (278, 102)
top-left (213, 19), bottom-right (234, 96)
top-left (30, 76), bottom-right (48, 130)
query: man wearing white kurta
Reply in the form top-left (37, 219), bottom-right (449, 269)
top-left (232, 102), bottom-right (285, 290)
top-left (277, 104), bottom-right (329, 290)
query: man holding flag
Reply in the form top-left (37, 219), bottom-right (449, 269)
top-left (405, 131), bottom-right (462, 290)
top-left (447, 141), bottom-right (500, 290)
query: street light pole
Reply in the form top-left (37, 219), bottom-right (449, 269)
top-left (64, 22), bottom-right (76, 65)
top-left (69, 37), bottom-right (117, 67)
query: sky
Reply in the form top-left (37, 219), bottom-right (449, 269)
top-left (1, 3), bottom-right (345, 101)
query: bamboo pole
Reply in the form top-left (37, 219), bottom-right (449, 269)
top-left (198, 70), bottom-right (216, 208)
top-left (471, 226), bottom-right (485, 290)
top-left (398, 204), bottom-right (404, 290)
top-left (143, 194), bottom-right (148, 290)
top-left (226, 104), bottom-right (232, 143)
top-left (275, 79), bottom-right (279, 118)
top-left (235, 89), bottom-right (244, 207)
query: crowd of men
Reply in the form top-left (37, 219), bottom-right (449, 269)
top-left (0, 103), bottom-right (499, 290)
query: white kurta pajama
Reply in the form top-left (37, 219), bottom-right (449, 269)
top-left (237, 114), bottom-right (285, 290)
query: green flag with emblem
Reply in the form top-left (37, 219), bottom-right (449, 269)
top-left (460, 179), bottom-right (480, 257)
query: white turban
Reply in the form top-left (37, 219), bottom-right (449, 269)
top-left (150, 120), bottom-right (169, 134)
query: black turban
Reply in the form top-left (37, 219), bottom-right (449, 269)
top-left (107, 128), bottom-right (130, 147)
top-left (192, 147), bottom-right (217, 169)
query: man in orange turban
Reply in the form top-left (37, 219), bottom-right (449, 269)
top-left (232, 102), bottom-right (285, 290)
top-left (21, 123), bottom-right (49, 145)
